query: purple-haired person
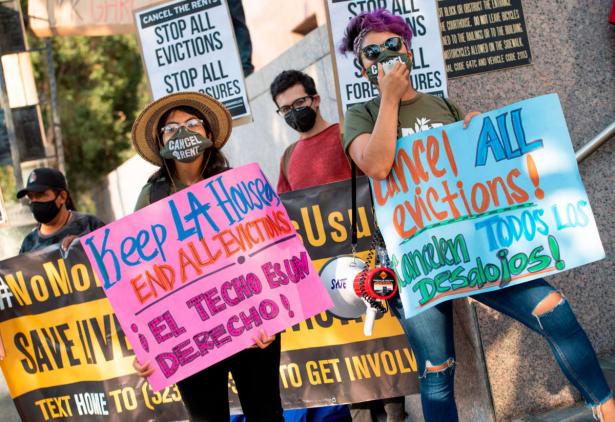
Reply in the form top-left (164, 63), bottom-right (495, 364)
top-left (340, 9), bottom-right (614, 422)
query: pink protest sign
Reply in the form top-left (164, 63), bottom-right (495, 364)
top-left (81, 163), bottom-right (333, 391)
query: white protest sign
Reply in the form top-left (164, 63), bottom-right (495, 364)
top-left (134, 0), bottom-right (251, 122)
top-left (326, 0), bottom-right (448, 112)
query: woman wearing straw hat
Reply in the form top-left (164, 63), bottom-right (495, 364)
top-left (131, 92), bottom-right (284, 422)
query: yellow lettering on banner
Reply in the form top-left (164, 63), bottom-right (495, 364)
top-left (328, 212), bottom-right (347, 242)
top-left (301, 206), bottom-right (326, 247)
top-left (292, 206), bottom-right (372, 248)
top-left (366, 353), bottom-right (381, 376)
top-left (0, 299), bottom-right (134, 398)
top-left (4, 272), bottom-right (32, 306)
top-left (34, 395), bottom-right (73, 420)
top-left (345, 357), bottom-right (355, 381)
top-left (305, 359), bottom-right (342, 385)
top-left (3, 259), bottom-right (101, 306)
top-left (31, 275), bottom-right (49, 301)
top-left (107, 387), bottom-right (138, 413)
top-left (71, 264), bottom-right (93, 291)
top-left (306, 361), bottom-right (320, 384)
top-left (382, 351), bottom-right (396, 375)
top-left (352, 355), bottom-right (372, 379)
top-left (397, 348), bottom-right (418, 372)
top-left (43, 260), bottom-right (72, 296)
top-left (138, 383), bottom-right (182, 412)
top-left (342, 349), bottom-right (417, 381)
top-left (279, 363), bottom-right (302, 389)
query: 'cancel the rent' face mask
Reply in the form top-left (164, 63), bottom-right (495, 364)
top-left (364, 51), bottom-right (413, 86)
top-left (159, 127), bottom-right (213, 163)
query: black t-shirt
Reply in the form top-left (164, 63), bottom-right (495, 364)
top-left (19, 211), bottom-right (105, 254)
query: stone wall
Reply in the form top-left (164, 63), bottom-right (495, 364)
top-left (454, 1), bottom-right (615, 419)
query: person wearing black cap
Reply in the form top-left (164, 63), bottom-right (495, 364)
top-left (17, 167), bottom-right (105, 254)
top-left (0, 168), bottom-right (106, 361)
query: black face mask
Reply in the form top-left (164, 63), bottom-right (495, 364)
top-left (30, 196), bottom-right (62, 224)
top-left (284, 107), bottom-right (317, 133)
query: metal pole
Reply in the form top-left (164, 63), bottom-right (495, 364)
top-left (46, 39), bottom-right (65, 173)
top-left (0, 61), bottom-right (23, 188)
top-left (576, 120), bottom-right (615, 164)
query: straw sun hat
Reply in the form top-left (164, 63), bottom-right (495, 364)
top-left (131, 92), bottom-right (232, 166)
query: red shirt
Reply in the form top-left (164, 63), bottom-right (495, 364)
top-left (277, 123), bottom-right (351, 193)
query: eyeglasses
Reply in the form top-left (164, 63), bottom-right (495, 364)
top-left (276, 96), bottom-right (313, 116)
top-left (361, 36), bottom-right (403, 61)
top-left (160, 118), bottom-right (205, 137)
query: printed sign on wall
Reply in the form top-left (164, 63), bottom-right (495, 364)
top-left (134, 0), bottom-right (251, 122)
top-left (326, 0), bottom-right (448, 112)
top-left (81, 163), bottom-right (332, 391)
top-left (439, 0), bottom-right (532, 78)
top-left (372, 94), bottom-right (604, 318)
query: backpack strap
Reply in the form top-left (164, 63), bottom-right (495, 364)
top-left (149, 177), bottom-right (172, 204)
top-left (281, 142), bottom-right (299, 182)
top-left (441, 97), bottom-right (461, 121)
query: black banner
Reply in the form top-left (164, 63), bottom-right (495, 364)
top-left (0, 244), bottom-right (189, 421)
top-left (229, 178), bottom-right (418, 410)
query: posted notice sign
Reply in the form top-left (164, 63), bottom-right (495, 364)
top-left (439, 0), bottom-right (532, 78)
top-left (81, 164), bottom-right (333, 391)
top-left (134, 0), bottom-right (251, 122)
top-left (326, 0), bottom-right (448, 112)
top-left (372, 94), bottom-right (605, 318)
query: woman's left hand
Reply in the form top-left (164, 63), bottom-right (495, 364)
top-left (251, 329), bottom-right (276, 349)
top-left (463, 111), bottom-right (481, 128)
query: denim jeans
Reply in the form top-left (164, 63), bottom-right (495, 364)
top-left (389, 278), bottom-right (613, 422)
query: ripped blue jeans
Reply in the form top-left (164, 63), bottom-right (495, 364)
top-left (389, 278), bottom-right (613, 422)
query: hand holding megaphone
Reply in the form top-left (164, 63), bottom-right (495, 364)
top-left (319, 256), bottom-right (397, 336)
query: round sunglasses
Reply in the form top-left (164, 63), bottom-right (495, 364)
top-left (361, 36), bottom-right (403, 61)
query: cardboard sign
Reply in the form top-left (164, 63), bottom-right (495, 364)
top-left (325, 0), bottom-right (448, 115)
top-left (372, 94), bottom-right (604, 318)
top-left (134, 0), bottom-right (251, 123)
top-left (81, 164), bottom-right (332, 391)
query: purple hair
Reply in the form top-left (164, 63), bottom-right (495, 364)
top-left (339, 9), bottom-right (413, 61)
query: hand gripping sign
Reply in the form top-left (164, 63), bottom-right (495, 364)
top-left (81, 163), bottom-right (333, 391)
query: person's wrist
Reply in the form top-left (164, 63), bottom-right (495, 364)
top-left (380, 92), bottom-right (400, 107)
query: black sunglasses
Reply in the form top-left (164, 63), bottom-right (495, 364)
top-left (361, 36), bottom-right (403, 61)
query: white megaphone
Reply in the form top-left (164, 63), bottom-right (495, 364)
top-left (319, 255), bottom-right (397, 336)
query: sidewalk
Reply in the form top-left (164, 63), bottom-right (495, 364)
top-left (513, 356), bottom-right (615, 422)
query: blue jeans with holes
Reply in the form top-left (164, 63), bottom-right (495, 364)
top-left (389, 278), bottom-right (613, 422)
